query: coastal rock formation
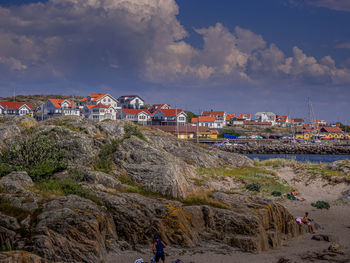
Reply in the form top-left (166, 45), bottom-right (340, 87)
top-left (219, 144), bottom-right (350, 155)
top-left (0, 116), bottom-right (301, 262)
top-left (0, 251), bottom-right (46, 263)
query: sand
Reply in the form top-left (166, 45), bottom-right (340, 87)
top-left (107, 168), bottom-right (350, 263)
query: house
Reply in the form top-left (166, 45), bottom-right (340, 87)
top-left (152, 109), bottom-right (187, 126)
top-left (117, 109), bottom-right (151, 125)
top-left (229, 113), bottom-right (251, 126)
top-left (275, 115), bottom-right (290, 127)
top-left (255, 112), bottom-right (276, 126)
top-left (243, 121), bottom-right (272, 129)
top-left (0, 101), bottom-right (34, 116)
top-left (201, 110), bottom-right (226, 128)
top-left (151, 125), bottom-right (217, 139)
top-left (191, 116), bottom-right (218, 129)
top-left (43, 99), bottom-right (80, 118)
top-left (319, 127), bottom-right (344, 140)
top-left (148, 104), bottom-right (171, 113)
top-left (315, 120), bottom-right (327, 127)
top-left (80, 93), bottom-right (119, 108)
top-left (291, 118), bottom-right (304, 126)
top-left (117, 95), bottom-right (145, 109)
top-left (225, 113), bottom-right (235, 126)
top-left (84, 103), bottom-right (117, 121)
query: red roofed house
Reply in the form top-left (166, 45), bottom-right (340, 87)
top-left (117, 95), bottom-right (145, 109)
top-left (0, 101), bottom-right (34, 116)
top-left (117, 109), bottom-right (151, 125)
top-left (43, 99), bottom-right (80, 118)
top-left (84, 103), bottom-right (117, 121)
top-left (275, 115), bottom-right (290, 127)
top-left (201, 110), bottom-right (227, 128)
top-left (152, 108), bottom-right (187, 126)
top-left (148, 104), bottom-right (171, 113)
top-left (80, 93), bottom-right (120, 109)
top-left (319, 126), bottom-right (345, 140)
top-left (191, 116), bottom-right (218, 128)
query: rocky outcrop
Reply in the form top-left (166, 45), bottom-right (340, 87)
top-left (0, 251), bottom-right (46, 263)
top-left (219, 144), bottom-right (350, 155)
top-left (0, 116), bottom-right (302, 262)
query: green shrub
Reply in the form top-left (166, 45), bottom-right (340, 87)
top-left (0, 135), bottom-right (67, 180)
top-left (286, 193), bottom-right (297, 200)
top-left (271, 191), bottom-right (282, 196)
top-left (124, 124), bottom-right (146, 141)
top-left (246, 183), bottom-right (261, 192)
top-left (93, 139), bottom-right (122, 173)
top-left (35, 178), bottom-right (102, 204)
top-left (311, 200), bottom-right (330, 209)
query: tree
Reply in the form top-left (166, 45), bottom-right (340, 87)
top-left (184, 111), bottom-right (198, 123)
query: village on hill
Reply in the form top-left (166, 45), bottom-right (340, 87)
top-left (0, 93), bottom-right (349, 141)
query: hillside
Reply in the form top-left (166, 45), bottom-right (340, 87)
top-left (0, 116), bottom-right (304, 262)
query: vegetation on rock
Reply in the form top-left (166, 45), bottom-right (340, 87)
top-left (0, 134), bottom-right (67, 180)
top-left (246, 182), bottom-right (261, 192)
top-left (311, 200), bottom-right (330, 209)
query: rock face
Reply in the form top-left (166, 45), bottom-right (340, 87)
top-left (0, 116), bottom-right (301, 262)
top-left (0, 251), bottom-right (46, 263)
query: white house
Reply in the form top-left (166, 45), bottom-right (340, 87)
top-left (80, 93), bottom-right (120, 109)
top-left (201, 110), bottom-right (226, 129)
top-left (255, 112), bottom-right (276, 126)
top-left (43, 99), bottom-right (80, 118)
top-left (191, 116), bottom-right (220, 129)
top-left (117, 109), bottom-right (151, 125)
top-left (0, 101), bottom-right (34, 116)
top-left (84, 103), bottom-right (117, 121)
top-left (118, 95), bottom-right (145, 109)
top-left (152, 109), bottom-right (187, 126)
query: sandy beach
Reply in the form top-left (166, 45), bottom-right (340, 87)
top-left (108, 167), bottom-right (350, 263)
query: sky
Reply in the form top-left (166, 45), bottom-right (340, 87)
top-left (0, 0), bottom-right (350, 122)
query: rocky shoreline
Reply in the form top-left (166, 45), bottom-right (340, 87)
top-left (218, 144), bottom-right (350, 155)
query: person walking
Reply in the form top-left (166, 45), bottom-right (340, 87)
top-left (152, 235), bottom-right (167, 263)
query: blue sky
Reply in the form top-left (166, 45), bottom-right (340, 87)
top-left (0, 0), bottom-right (349, 122)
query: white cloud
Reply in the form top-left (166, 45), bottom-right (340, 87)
top-left (310, 0), bottom-right (350, 12)
top-left (0, 0), bottom-right (349, 88)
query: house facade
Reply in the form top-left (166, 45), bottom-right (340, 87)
top-left (118, 95), bottom-right (145, 109)
top-left (148, 104), bottom-right (171, 113)
top-left (275, 115), bottom-right (290, 127)
top-left (117, 109), bottom-right (151, 125)
top-left (152, 109), bottom-right (187, 126)
top-left (255, 112), bottom-right (276, 126)
top-left (201, 110), bottom-right (226, 129)
top-left (84, 103), bottom-right (117, 121)
top-left (151, 125), bottom-right (217, 139)
top-left (43, 99), bottom-right (80, 118)
top-left (191, 116), bottom-right (219, 129)
top-left (0, 101), bottom-right (34, 116)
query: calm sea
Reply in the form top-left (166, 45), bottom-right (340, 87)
top-left (246, 154), bottom-right (350, 163)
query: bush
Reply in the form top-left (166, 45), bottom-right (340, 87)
top-left (286, 193), bottom-right (297, 200)
top-left (311, 200), bottom-right (330, 209)
top-left (271, 191), bottom-right (282, 196)
top-left (93, 139), bottom-right (122, 173)
top-left (124, 124), bottom-right (146, 141)
top-left (35, 178), bottom-right (102, 204)
top-left (0, 135), bottom-right (67, 180)
top-left (246, 183), bottom-right (261, 192)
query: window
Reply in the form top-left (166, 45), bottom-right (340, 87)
top-left (108, 99), bottom-right (111, 102)
top-left (178, 117), bottom-right (185, 121)
top-left (103, 99), bottom-right (106, 102)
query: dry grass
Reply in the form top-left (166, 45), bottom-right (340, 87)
top-left (93, 132), bottom-right (108, 139)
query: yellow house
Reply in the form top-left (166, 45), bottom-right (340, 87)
top-left (320, 127), bottom-right (345, 140)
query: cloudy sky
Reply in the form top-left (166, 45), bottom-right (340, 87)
top-left (0, 0), bottom-right (350, 122)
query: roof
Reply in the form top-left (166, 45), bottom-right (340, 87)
top-left (292, 118), bottom-right (304, 123)
top-left (0, 101), bottom-right (34, 110)
top-left (49, 99), bottom-right (74, 109)
top-left (151, 125), bottom-right (210, 134)
top-left (191, 116), bottom-right (215, 123)
top-left (93, 103), bottom-right (110, 109)
top-left (148, 104), bottom-right (170, 112)
top-left (320, 127), bottom-right (343, 133)
top-left (244, 121), bottom-right (272, 125)
top-left (202, 110), bottom-right (225, 116)
top-left (80, 93), bottom-right (108, 102)
top-left (122, 109), bottom-right (151, 115)
top-left (276, 115), bottom-right (288, 122)
top-left (159, 109), bottom-right (184, 116)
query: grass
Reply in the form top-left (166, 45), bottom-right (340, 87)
top-left (92, 139), bottom-right (122, 173)
top-left (0, 196), bottom-right (30, 221)
top-left (254, 158), bottom-right (297, 168)
top-left (198, 166), bottom-right (292, 195)
top-left (307, 165), bottom-right (350, 179)
top-left (34, 178), bottom-right (102, 204)
top-left (182, 196), bottom-right (229, 209)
